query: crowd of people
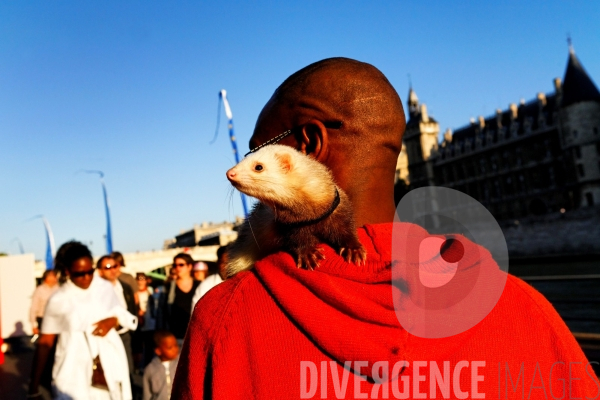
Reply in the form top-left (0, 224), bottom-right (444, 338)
top-left (27, 241), bottom-right (228, 400)
top-left (24, 57), bottom-right (597, 400)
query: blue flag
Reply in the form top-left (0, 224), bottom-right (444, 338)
top-left (101, 179), bottom-right (113, 254)
top-left (41, 217), bottom-right (55, 270)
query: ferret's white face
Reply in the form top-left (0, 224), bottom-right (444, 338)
top-left (226, 145), bottom-right (296, 205)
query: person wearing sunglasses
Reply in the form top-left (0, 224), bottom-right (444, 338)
top-left (163, 253), bottom-right (200, 346)
top-left (28, 241), bottom-right (137, 400)
top-left (97, 255), bottom-right (138, 378)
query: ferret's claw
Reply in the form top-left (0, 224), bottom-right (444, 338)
top-left (297, 247), bottom-right (325, 270)
top-left (340, 246), bottom-right (367, 265)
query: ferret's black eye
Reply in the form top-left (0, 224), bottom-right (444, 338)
top-left (254, 164), bottom-right (263, 172)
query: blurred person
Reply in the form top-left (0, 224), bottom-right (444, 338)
top-left (30, 270), bottom-right (58, 335)
top-left (142, 277), bottom-right (168, 368)
top-left (164, 253), bottom-right (200, 345)
top-left (191, 246), bottom-right (228, 307)
top-left (165, 266), bottom-right (177, 284)
top-left (29, 269), bottom-right (59, 391)
top-left (111, 251), bottom-right (139, 296)
top-left (173, 58), bottom-right (599, 398)
top-left (136, 273), bottom-right (153, 319)
top-left (28, 241), bottom-right (137, 400)
top-left (142, 330), bottom-right (179, 400)
top-left (192, 261), bottom-right (208, 282)
top-left (135, 273), bottom-right (153, 369)
top-left (98, 255), bottom-right (138, 376)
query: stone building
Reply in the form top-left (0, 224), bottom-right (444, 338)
top-left (399, 47), bottom-right (600, 222)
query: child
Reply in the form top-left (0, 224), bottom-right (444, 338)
top-left (142, 330), bottom-right (180, 400)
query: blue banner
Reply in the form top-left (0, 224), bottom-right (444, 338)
top-left (101, 179), bottom-right (113, 254)
top-left (41, 217), bottom-right (55, 270)
top-left (84, 171), bottom-right (114, 254)
top-left (217, 90), bottom-right (249, 217)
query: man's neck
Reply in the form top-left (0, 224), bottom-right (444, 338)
top-left (349, 190), bottom-right (397, 227)
top-left (335, 165), bottom-right (397, 227)
top-left (105, 278), bottom-right (118, 286)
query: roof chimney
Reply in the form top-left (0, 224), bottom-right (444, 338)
top-left (420, 104), bottom-right (429, 122)
top-left (553, 78), bottom-right (562, 93)
top-left (509, 103), bottom-right (518, 119)
top-left (470, 117), bottom-right (476, 125)
top-left (496, 109), bottom-right (503, 127)
top-left (537, 92), bottom-right (547, 106)
top-left (444, 128), bottom-right (453, 143)
top-left (478, 116), bottom-right (485, 128)
top-left (520, 98), bottom-right (525, 106)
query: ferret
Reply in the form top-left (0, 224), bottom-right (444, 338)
top-left (225, 144), bottom-right (366, 277)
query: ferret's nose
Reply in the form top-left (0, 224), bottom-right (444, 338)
top-left (226, 168), bottom-right (237, 182)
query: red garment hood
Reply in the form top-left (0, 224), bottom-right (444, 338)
top-left (253, 222), bottom-right (505, 380)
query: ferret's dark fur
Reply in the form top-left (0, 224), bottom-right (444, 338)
top-left (225, 144), bottom-right (366, 277)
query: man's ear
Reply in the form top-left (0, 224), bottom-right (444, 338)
top-left (155, 347), bottom-right (161, 357)
top-left (299, 120), bottom-right (329, 161)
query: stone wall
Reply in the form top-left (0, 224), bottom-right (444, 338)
top-left (502, 205), bottom-right (600, 256)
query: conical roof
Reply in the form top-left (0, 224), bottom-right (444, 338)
top-left (407, 87), bottom-right (420, 122)
top-left (562, 48), bottom-right (600, 107)
top-left (408, 87), bottom-right (419, 104)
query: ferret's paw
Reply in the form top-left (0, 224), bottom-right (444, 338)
top-left (340, 246), bottom-right (367, 265)
top-left (297, 247), bottom-right (326, 270)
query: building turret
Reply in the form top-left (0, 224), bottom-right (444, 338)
top-left (408, 87), bottom-right (420, 120)
top-left (561, 46), bottom-right (600, 107)
top-left (402, 87), bottom-right (440, 188)
top-left (558, 44), bottom-right (600, 207)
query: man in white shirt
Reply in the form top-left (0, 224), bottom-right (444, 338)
top-left (98, 255), bottom-right (138, 374)
top-left (30, 270), bottom-right (59, 335)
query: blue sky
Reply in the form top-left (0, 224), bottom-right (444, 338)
top-left (2, 1), bottom-right (599, 260)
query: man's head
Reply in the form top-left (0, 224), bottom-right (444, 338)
top-left (193, 261), bottom-right (208, 282)
top-left (42, 270), bottom-right (57, 286)
top-left (172, 253), bottom-right (194, 281)
top-left (167, 266), bottom-right (178, 283)
top-left (97, 255), bottom-right (119, 284)
top-left (55, 241), bottom-right (94, 290)
top-left (249, 58), bottom-right (406, 227)
top-left (153, 330), bottom-right (179, 361)
top-left (111, 251), bottom-right (125, 278)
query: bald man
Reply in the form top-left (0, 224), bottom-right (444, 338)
top-left (173, 58), bottom-right (597, 399)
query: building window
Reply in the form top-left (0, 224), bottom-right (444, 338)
top-left (524, 117), bottom-right (533, 133)
top-left (575, 146), bottom-right (582, 159)
top-left (586, 193), bottom-right (594, 207)
top-left (543, 140), bottom-right (551, 158)
top-left (573, 130), bottom-right (578, 137)
top-left (578, 164), bottom-right (585, 177)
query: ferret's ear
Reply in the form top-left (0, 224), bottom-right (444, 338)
top-left (275, 153), bottom-right (292, 172)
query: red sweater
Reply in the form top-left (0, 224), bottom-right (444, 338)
top-left (172, 223), bottom-right (599, 399)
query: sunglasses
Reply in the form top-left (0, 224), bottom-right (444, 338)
top-left (98, 263), bottom-right (119, 270)
top-left (70, 269), bottom-right (95, 278)
top-left (172, 263), bottom-right (188, 268)
top-left (245, 121), bottom-right (342, 157)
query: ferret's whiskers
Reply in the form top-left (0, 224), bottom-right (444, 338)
top-left (247, 216), bottom-right (261, 250)
top-left (226, 187), bottom-right (235, 218)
